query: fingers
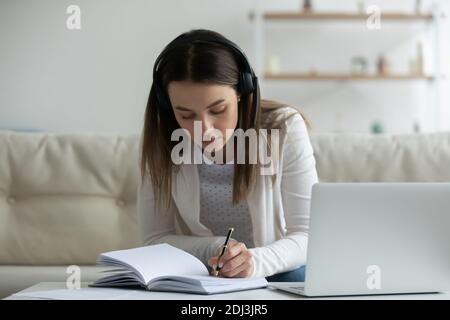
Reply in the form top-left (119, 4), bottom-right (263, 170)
top-left (220, 252), bottom-right (252, 277)
top-left (224, 260), bottom-right (253, 278)
top-left (207, 241), bottom-right (253, 278)
top-left (220, 248), bottom-right (253, 278)
top-left (215, 239), bottom-right (238, 256)
top-left (220, 241), bottom-right (246, 263)
top-left (207, 256), bottom-right (220, 271)
top-left (233, 266), bottom-right (254, 278)
top-left (208, 239), bottom-right (238, 269)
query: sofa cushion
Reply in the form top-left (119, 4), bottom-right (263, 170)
top-left (0, 132), bottom-right (140, 265)
top-left (311, 132), bottom-right (450, 182)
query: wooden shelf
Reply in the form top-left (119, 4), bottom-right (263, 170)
top-left (263, 12), bottom-right (434, 22)
top-left (264, 73), bottom-right (435, 81)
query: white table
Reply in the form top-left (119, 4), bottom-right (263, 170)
top-left (4, 282), bottom-right (450, 300)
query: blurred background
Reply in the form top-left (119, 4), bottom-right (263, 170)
top-left (0, 0), bottom-right (449, 134)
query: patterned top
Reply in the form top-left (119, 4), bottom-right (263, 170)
top-left (197, 162), bottom-right (255, 248)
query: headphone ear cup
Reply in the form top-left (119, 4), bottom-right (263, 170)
top-left (239, 72), bottom-right (255, 95)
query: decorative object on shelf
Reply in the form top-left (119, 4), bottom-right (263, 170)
top-left (409, 58), bottom-right (416, 75)
top-left (376, 54), bottom-right (390, 75)
top-left (309, 68), bottom-right (317, 75)
top-left (415, 0), bottom-right (422, 14)
top-left (416, 42), bottom-right (424, 75)
top-left (371, 120), bottom-right (385, 134)
top-left (266, 55), bottom-right (281, 75)
top-left (413, 120), bottom-right (421, 133)
top-left (409, 42), bottom-right (424, 76)
top-left (357, 1), bottom-right (365, 14)
top-left (350, 56), bottom-right (368, 75)
top-left (302, 0), bottom-right (313, 13)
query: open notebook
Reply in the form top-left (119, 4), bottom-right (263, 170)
top-left (90, 243), bottom-right (268, 295)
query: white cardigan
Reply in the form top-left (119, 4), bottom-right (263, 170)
top-left (137, 107), bottom-right (319, 278)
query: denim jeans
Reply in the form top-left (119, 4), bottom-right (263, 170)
top-left (265, 265), bottom-right (306, 282)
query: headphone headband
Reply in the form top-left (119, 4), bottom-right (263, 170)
top-left (152, 31), bottom-right (259, 128)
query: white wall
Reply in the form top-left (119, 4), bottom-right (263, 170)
top-left (0, 0), bottom-right (257, 134)
top-left (0, 0), bottom-right (448, 134)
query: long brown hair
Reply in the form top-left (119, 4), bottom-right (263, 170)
top-left (140, 29), bottom-right (308, 210)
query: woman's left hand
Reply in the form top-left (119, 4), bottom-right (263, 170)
top-left (207, 240), bottom-right (254, 278)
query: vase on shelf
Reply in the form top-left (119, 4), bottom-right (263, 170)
top-left (377, 54), bottom-right (389, 76)
top-left (416, 42), bottom-right (424, 76)
top-left (413, 120), bottom-right (421, 133)
top-left (371, 120), bottom-right (385, 134)
top-left (357, 1), bottom-right (365, 14)
top-left (409, 42), bottom-right (424, 76)
top-left (415, 0), bottom-right (422, 14)
top-left (350, 56), bottom-right (368, 75)
top-left (302, 0), bottom-right (313, 13)
top-left (266, 55), bottom-right (281, 75)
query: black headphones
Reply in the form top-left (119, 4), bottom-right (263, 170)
top-left (152, 31), bottom-right (259, 128)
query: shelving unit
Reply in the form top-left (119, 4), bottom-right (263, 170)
top-left (263, 12), bottom-right (435, 22)
top-left (251, 2), bottom-right (445, 132)
top-left (254, 10), bottom-right (438, 82)
top-left (264, 72), bottom-right (435, 81)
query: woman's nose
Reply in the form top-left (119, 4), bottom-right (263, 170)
top-left (200, 116), bottom-right (214, 133)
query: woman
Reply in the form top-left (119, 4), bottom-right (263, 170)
top-left (137, 29), bottom-right (318, 281)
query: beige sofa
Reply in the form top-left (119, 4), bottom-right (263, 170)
top-left (1, 130), bottom-right (449, 298)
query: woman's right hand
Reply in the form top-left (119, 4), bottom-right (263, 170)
top-left (207, 240), bottom-right (254, 278)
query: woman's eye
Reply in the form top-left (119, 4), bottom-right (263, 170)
top-left (181, 114), bottom-right (195, 120)
top-left (210, 106), bottom-right (226, 115)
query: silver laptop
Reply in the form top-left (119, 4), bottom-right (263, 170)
top-left (270, 183), bottom-right (450, 297)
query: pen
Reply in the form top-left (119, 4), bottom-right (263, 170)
top-left (213, 227), bottom-right (234, 277)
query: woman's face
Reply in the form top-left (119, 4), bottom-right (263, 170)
top-left (168, 81), bottom-right (239, 151)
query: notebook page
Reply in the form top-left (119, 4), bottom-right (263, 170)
top-left (189, 275), bottom-right (268, 294)
top-left (148, 275), bottom-right (268, 294)
top-left (99, 244), bottom-right (209, 284)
